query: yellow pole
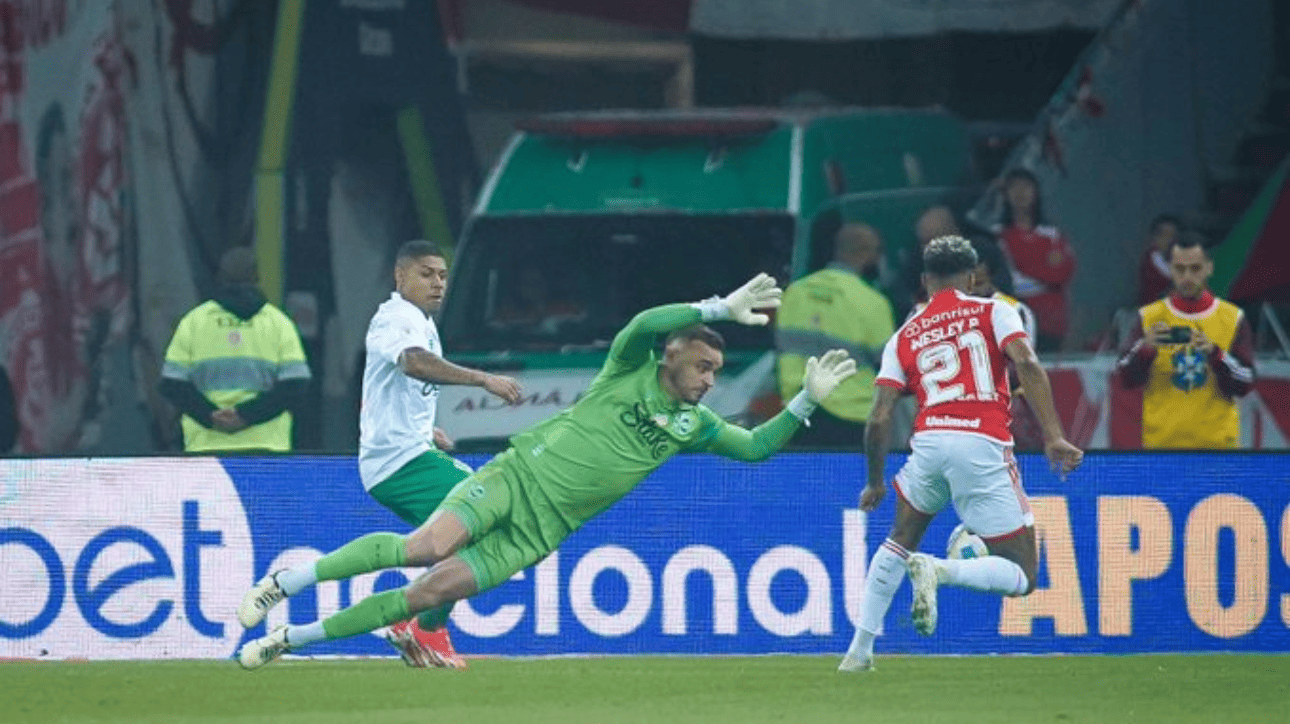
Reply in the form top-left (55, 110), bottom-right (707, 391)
top-left (254, 0), bottom-right (307, 305)
top-left (396, 105), bottom-right (455, 258)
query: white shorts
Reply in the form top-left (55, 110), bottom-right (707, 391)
top-left (892, 431), bottom-right (1033, 540)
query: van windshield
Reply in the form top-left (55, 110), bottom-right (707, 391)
top-left (440, 214), bottom-right (794, 354)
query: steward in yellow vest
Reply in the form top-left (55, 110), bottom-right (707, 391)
top-left (160, 247), bottom-right (311, 452)
top-left (1116, 237), bottom-right (1254, 448)
top-left (776, 222), bottom-right (894, 447)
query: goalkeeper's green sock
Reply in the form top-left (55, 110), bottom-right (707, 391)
top-left (319, 588), bottom-right (412, 641)
top-left (416, 602), bottom-right (454, 631)
top-left (277, 533), bottom-right (406, 596)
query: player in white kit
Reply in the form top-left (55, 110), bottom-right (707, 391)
top-left (361, 240), bottom-right (521, 668)
top-left (839, 235), bottom-right (1083, 672)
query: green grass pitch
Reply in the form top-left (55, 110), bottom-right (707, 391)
top-left (4, 655), bottom-right (1286, 723)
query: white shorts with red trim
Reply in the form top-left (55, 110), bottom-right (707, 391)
top-left (892, 431), bottom-right (1033, 539)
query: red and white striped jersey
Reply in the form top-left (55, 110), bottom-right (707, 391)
top-left (877, 289), bottom-right (1029, 443)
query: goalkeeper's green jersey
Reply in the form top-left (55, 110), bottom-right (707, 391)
top-left (507, 303), bottom-right (803, 531)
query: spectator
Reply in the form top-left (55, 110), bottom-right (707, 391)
top-left (159, 246), bottom-right (312, 452)
top-left (970, 237), bottom-right (1043, 450)
top-left (776, 222), bottom-right (894, 447)
top-left (916, 205), bottom-right (960, 252)
top-left (1116, 233), bottom-right (1255, 449)
top-left (1136, 213), bottom-right (1182, 304)
top-left (994, 168), bottom-right (1076, 352)
top-left (890, 205), bottom-right (960, 320)
top-left (0, 364), bottom-right (16, 453)
top-left (969, 238), bottom-right (1037, 340)
top-left (891, 205), bottom-right (1012, 322)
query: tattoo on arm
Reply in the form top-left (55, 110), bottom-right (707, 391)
top-left (400, 348), bottom-right (484, 386)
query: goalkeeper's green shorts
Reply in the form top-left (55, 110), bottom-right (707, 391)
top-left (437, 448), bottom-right (573, 593)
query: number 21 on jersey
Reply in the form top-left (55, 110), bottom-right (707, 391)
top-left (916, 330), bottom-right (996, 405)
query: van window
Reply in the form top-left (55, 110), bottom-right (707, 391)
top-left (441, 213), bottom-right (794, 354)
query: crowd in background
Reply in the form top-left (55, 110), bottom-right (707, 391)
top-left (0, 172), bottom-right (1256, 456)
top-left (775, 165), bottom-right (1256, 451)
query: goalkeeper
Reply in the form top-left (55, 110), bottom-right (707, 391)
top-left (236, 274), bottom-right (857, 668)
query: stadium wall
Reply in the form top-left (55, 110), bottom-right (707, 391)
top-left (1, 453), bottom-right (1286, 660)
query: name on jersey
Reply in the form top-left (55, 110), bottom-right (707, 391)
top-left (924, 414), bottom-right (982, 429)
top-left (907, 315), bottom-right (982, 351)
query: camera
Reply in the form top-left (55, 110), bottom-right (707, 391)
top-left (1166, 326), bottom-right (1193, 344)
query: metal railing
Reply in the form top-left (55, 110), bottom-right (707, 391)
top-left (1257, 302), bottom-right (1290, 359)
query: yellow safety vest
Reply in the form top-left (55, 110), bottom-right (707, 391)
top-left (1138, 297), bottom-right (1243, 449)
top-left (775, 266), bottom-right (894, 422)
top-left (163, 300), bottom-right (310, 452)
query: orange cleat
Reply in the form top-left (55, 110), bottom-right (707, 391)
top-left (412, 621), bottom-right (468, 670)
top-left (385, 619), bottom-right (433, 668)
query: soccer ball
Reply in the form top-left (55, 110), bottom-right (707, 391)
top-left (946, 523), bottom-right (988, 560)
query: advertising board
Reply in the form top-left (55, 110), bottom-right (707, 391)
top-left (1, 453), bottom-right (1286, 659)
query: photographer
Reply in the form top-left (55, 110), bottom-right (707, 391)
top-left (1116, 232), bottom-right (1255, 448)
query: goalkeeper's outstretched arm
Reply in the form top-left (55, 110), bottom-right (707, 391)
top-left (609, 273), bottom-right (784, 367)
top-left (703, 409), bottom-right (802, 462)
top-left (704, 349), bottom-right (857, 462)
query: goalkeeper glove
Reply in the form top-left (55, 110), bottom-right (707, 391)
top-left (694, 273), bottom-right (782, 325)
top-left (787, 349), bottom-right (858, 420)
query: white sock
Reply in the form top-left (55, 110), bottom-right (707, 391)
top-left (276, 565), bottom-right (319, 597)
top-left (846, 539), bottom-right (909, 658)
top-left (938, 556), bottom-right (1029, 596)
top-left (285, 621), bottom-right (326, 647)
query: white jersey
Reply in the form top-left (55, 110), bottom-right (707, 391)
top-left (992, 292), bottom-right (1037, 343)
top-left (359, 292), bottom-right (442, 489)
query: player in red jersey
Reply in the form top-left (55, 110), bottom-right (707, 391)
top-left (839, 235), bottom-right (1083, 672)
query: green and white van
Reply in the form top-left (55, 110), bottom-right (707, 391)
top-left (436, 107), bottom-right (978, 448)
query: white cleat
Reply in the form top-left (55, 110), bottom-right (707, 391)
top-left (238, 625), bottom-right (290, 670)
top-left (837, 653), bottom-right (875, 673)
top-left (907, 553), bottom-right (940, 636)
top-left (238, 571), bottom-right (288, 629)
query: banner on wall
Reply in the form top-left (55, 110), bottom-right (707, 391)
top-left (1, 453), bottom-right (1286, 660)
top-left (0, 2), bottom-right (133, 454)
top-left (1040, 358), bottom-right (1290, 450)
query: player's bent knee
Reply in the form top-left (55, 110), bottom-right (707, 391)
top-left (402, 531), bottom-right (434, 565)
top-left (406, 560), bottom-right (476, 612)
top-left (406, 538), bottom-right (453, 566)
top-left (404, 515), bottom-right (470, 565)
top-left (404, 532), bottom-right (451, 565)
